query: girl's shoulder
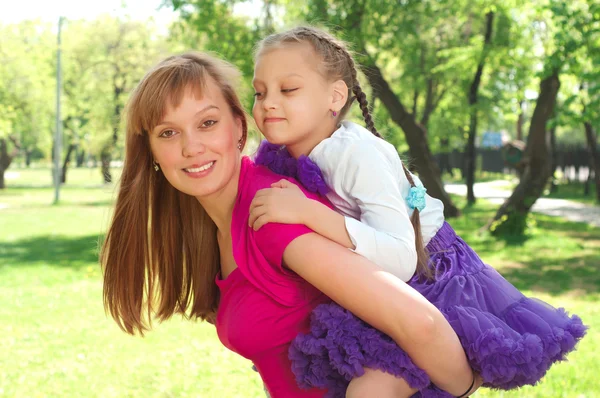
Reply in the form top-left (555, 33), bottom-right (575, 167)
top-left (310, 121), bottom-right (400, 171)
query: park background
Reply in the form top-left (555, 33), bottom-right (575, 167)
top-left (1, 0), bottom-right (599, 397)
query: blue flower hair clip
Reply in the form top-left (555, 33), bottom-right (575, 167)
top-left (406, 181), bottom-right (427, 212)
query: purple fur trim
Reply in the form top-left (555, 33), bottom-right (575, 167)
top-left (254, 140), bottom-right (329, 195)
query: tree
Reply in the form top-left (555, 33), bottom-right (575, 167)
top-left (464, 11), bottom-right (494, 204)
top-left (61, 16), bottom-right (170, 183)
top-left (0, 21), bottom-right (54, 188)
top-left (488, 1), bottom-right (594, 235)
top-left (285, 0), bottom-right (467, 216)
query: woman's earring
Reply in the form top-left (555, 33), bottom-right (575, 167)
top-left (237, 140), bottom-right (243, 150)
top-left (332, 110), bottom-right (338, 117)
top-left (153, 161), bottom-right (159, 171)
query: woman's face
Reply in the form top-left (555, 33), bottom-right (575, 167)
top-left (149, 78), bottom-right (243, 201)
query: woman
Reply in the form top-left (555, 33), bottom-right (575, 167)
top-left (100, 52), bottom-right (479, 397)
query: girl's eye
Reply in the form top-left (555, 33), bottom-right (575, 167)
top-left (254, 92), bottom-right (263, 98)
top-left (202, 120), bottom-right (218, 128)
top-left (159, 129), bottom-right (176, 138)
top-left (282, 88), bottom-right (298, 93)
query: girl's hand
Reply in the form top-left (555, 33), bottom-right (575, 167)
top-left (249, 179), bottom-right (310, 230)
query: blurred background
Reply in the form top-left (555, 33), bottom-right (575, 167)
top-left (0, 1), bottom-right (598, 397)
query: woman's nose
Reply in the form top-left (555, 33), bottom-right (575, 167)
top-left (181, 131), bottom-right (206, 158)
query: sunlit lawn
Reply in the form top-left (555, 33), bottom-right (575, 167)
top-left (442, 169), bottom-right (599, 206)
top-left (0, 167), bottom-right (598, 397)
top-left (545, 181), bottom-right (599, 206)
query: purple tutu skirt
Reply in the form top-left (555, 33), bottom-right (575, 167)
top-left (289, 222), bottom-right (587, 397)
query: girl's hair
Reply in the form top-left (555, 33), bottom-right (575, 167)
top-left (256, 26), bottom-right (432, 280)
top-left (100, 52), bottom-right (248, 335)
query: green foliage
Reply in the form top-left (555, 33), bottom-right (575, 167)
top-left (0, 20), bottom-right (55, 156)
top-left (60, 16), bottom-right (172, 160)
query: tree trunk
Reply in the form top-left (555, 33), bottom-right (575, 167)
top-left (361, 58), bottom-right (460, 218)
top-left (465, 11), bottom-right (494, 205)
top-left (101, 146), bottom-right (112, 184)
top-left (487, 71), bottom-right (560, 235)
top-left (516, 99), bottom-right (524, 141)
top-left (465, 111), bottom-right (478, 204)
top-left (549, 125), bottom-right (558, 193)
top-left (76, 148), bottom-right (85, 167)
top-left (61, 144), bottom-right (76, 184)
top-left (412, 89), bottom-right (419, 117)
top-left (1, 147), bottom-right (11, 189)
top-left (584, 121), bottom-right (600, 203)
top-left (0, 138), bottom-right (16, 189)
top-left (420, 78), bottom-right (434, 129)
top-left (102, 73), bottom-right (125, 184)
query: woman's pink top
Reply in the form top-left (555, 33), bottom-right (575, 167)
top-left (215, 157), bottom-right (330, 397)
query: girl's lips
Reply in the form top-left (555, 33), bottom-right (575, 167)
top-left (264, 118), bottom-right (286, 123)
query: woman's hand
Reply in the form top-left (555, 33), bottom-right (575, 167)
top-left (249, 179), bottom-right (310, 230)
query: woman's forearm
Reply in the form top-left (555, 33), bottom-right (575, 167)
top-left (284, 233), bottom-right (474, 396)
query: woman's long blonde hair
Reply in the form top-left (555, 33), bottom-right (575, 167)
top-left (101, 52), bottom-right (248, 335)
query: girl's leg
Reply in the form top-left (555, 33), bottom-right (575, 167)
top-left (346, 369), bottom-right (417, 398)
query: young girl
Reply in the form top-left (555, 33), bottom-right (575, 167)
top-left (100, 52), bottom-right (480, 398)
top-left (249, 26), bottom-right (587, 396)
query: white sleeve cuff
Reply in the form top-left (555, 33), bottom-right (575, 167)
top-left (344, 216), bottom-right (369, 255)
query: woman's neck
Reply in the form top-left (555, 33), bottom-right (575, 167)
top-left (196, 161), bottom-right (241, 236)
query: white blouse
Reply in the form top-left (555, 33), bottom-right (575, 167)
top-left (308, 121), bottom-right (445, 281)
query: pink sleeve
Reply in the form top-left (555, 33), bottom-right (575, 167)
top-left (253, 222), bottom-right (313, 270)
top-left (253, 179), bottom-right (330, 269)
top-left (231, 159), bottom-right (330, 306)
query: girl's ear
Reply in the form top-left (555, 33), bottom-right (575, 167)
top-left (330, 79), bottom-right (349, 113)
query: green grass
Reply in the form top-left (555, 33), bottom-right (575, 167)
top-left (1, 168), bottom-right (598, 397)
top-left (448, 195), bottom-right (599, 397)
top-left (0, 168), bottom-right (264, 398)
top-left (545, 181), bottom-right (599, 206)
top-left (442, 169), bottom-right (599, 206)
top-left (442, 170), bottom-right (517, 185)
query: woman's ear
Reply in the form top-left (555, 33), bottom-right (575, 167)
top-left (235, 116), bottom-right (244, 142)
top-left (330, 79), bottom-right (349, 113)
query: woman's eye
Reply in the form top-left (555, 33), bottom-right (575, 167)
top-left (282, 88), bottom-right (298, 93)
top-left (159, 129), bottom-right (176, 138)
top-left (254, 92), bottom-right (263, 98)
top-left (202, 120), bottom-right (218, 128)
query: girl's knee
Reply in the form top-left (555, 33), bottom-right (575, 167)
top-left (346, 369), bottom-right (416, 398)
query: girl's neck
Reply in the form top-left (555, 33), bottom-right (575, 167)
top-left (287, 120), bottom-right (340, 159)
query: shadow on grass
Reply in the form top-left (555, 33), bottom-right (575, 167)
top-left (0, 234), bottom-right (105, 270)
top-left (497, 254), bottom-right (600, 297)
top-left (448, 198), bottom-right (600, 297)
top-left (545, 181), bottom-right (599, 205)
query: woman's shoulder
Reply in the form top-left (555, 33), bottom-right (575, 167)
top-left (240, 156), bottom-right (324, 203)
top-left (240, 156), bottom-right (287, 195)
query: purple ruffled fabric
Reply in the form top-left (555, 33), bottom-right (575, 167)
top-left (254, 140), bottom-right (329, 196)
top-left (288, 222), bottom-right (588, 397)
top-left (256, 139), bottom-right (588, 396)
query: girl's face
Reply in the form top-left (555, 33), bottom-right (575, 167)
top-left (149, 78), bottom-right (243, 201)
top-left (252, 43), bottom-right (336, 156)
